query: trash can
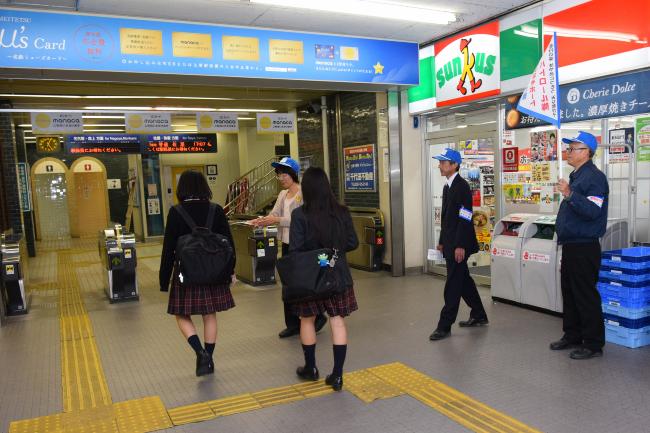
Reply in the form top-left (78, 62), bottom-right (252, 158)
top-left (520, 215), bottom-right (560, 312)
top-left (490, 213), bottom-right (538, 304)
top-left (98, 225), bottom-right (138, 303)
top-left (230, 221), bottom-right (278, 286)
top-left (1, 233), bottom-right (28, 315)
top-left (347, 208), bottom-right (384, 271)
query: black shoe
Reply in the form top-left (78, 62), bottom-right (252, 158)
top-left (549, 338), bottom-right (581, 351)
top-left (429, 329), bottom-right (450, 341)
top-left (458, 317), bottom-right (489, 327)
top-left (196, 350), bottom-right (214, 377)
top-left (296, 365), bottom-right (319, 381)
top-left (315, 315), bottom-right (328, 333)
top-left (325, 374), bottom-right (343, 391)
top-left (279, 327), bottom-right (300, 338)
top-left (569, 347), bottom-right (603, 360)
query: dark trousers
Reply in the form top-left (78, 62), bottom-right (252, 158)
top-left (437, 257), bottom-right (487, 332)
top-left (560, 242), bottom-right (605, 350)
top-left (281, 243), bottom-right (324, 329)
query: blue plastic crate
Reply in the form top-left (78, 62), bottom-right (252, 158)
top-left (604, 313), bottom-right (650, 329)
top-left (597, 279), bottom-right (650, 304)
top-left (605, 323), bottom-right (650, 348)
top-left (602, 303), bottom-right (650, 319)
top-left (600, 289), bottom-right (650, 309)
top-left (601, 247), bottom-right (650, 270)
top-left (599, 265), bottom-right (650, 284)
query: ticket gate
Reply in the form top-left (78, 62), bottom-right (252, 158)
top-left (98, 225), bottom-right (138, 303)
top-left (230, 220), bottom-right (278, 286)
top-left (1, 233), bottom-right (28, 315)
top-left (490, 214), bottom-right (538, 303)
top-left (520, 215), bottom-right (560, 312)
top-left (347, 208), bottom-right (385, 271)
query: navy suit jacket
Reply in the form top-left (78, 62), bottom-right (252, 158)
top-left (439, 174), bottom-right (479, 259)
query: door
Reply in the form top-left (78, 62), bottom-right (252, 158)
top-left (32, 159), bottom-right (70, 240)
top-left (171, 166), bottom-right (203, 205)
top-left (71, 158), bottom-right (109, 237)
top-left (425, 140), bottom-right (452, 275)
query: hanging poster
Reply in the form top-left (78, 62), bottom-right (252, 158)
top-left (503, 184), bottom-right (524, 203)
top-left (518, 148), bottom-right (531, 171)
top-left (459, 139), bottom-right (479, 155)
top-left (530, 130), bottom-right (557, 162)
top-left (257, 113), bottom-right (295, 134)
top-left (125, 113), bottom-right (172, 133)
top-left (30, 112), bottom-right (83, 135)
top-left (636, 117), bottom-right (650, 147)
top-left (502, 147), bottom-right (518, 172)
top-left (531, 162), bottom-right (551, 182)
top-left (197, 113), bottom-right (239, 133)
top-left (608, 128), bottom-right (634, 163)
top-left (344, 144), bottom-right (376, 192)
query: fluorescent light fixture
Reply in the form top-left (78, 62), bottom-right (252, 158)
top-left (238, 117), bottom-right (255, 120)
top-left (153, 107), bottom-right (217, 111)
top-left (83, 115), bottom-right (125, 119)
top-left (456, 125), bottom-right (467, 129)
top-left (545, 26), bottom-right (643, 43)
top-left (0, 94), bottom-right (234, 100)
top-left (82, 129), bottom-right (125, 132)
top-left (0, 93), bottom-right (83, 99)
top-left (173, 129), bottom-right (199, 132)
top-left (250, 0), bottom-right (455, 24)
top-left (216, 108), bottom-right (277, 112)
top-left (18, 124), bottom-right (31, 128)
top-left (85, 106), bottom-right (153, 110)
top-left (83, 124), bottom-right (125, 127)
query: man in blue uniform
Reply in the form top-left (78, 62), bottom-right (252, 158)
top-left (552, 131), bottom-right (608, 360)
top-left (429, 148), bottom-right (488, 341)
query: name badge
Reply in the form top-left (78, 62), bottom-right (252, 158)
top-left (459, 206), bottom-right (472, 221)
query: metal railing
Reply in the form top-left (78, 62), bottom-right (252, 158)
top-left (224, 155), bottom-right (288, 217)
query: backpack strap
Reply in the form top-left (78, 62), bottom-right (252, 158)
top-left (174, 204), bottom-right (197, 230)
top-left (205, 203), bottom-right (217, 231)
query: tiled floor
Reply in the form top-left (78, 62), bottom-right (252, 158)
top-left (1, 239), bottom-right (649, 433)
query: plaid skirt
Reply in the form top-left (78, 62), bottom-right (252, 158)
top-left (291, 286), bottom-right (358, 318)
top-left (167, 271), bottom-right (235, 316)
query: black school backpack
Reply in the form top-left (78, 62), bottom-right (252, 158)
top-left (174, 203), bottom-right (234, 286)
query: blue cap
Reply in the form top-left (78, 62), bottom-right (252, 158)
top-left (271, 157), bottom-right (300, 176)
top-left (433, 148), bottom-right (462, 165)
top-left (562, 131), bottom-right (598, 152)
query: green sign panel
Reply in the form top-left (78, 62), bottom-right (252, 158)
top-left (408, 47), bottom-right (435, 114)
top-left (636, 117), bottom-right (650, 161)
top-left (500, 19), bottom-right (542, 82)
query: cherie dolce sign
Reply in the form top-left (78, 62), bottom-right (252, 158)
top-left (434, 22), bottom-right (500, 107)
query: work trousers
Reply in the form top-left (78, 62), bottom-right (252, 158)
top-left (437, 257), bottom-right (487, 332)
top-left (560, 241), bottom-right (605, 350)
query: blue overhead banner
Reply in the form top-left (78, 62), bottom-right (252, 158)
top-left (506, 69), bottom-right (650, 129)
top-left (0, 8), bottom-right (419, 85)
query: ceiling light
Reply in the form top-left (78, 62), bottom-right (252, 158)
top-left (83, 124), bottom-right (125, 127)
top-left (238, 117), bottom-right (255, 120)
top-left (249, 0), bottom-right (455, 24)
top-left (173, 129), bottom-right (198, 132)
top-left (0, 94), bottom-right (83, 98)
top-left (83, 115), bottom-right (125, 119)
top-left (82, 129), bottom-right (125, 132)
top-left (18, 124), bottom-right (31, 128)
top-left (216, 108), bottom-right (277, 112)
top-left (456, 125), bottom-right (467, 128)
top-left (85, 106), bottom-right (153, 110)
top-left (153, 107), bottom-right (217, 111)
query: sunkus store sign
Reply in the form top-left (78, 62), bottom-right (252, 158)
top-left (0, 8), bottom-right (418, 86)
top-left (434, 22), bottom-right (500, 107)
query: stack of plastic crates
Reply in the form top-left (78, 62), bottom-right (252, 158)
top-left (599, 247), bottom-right (650, 348)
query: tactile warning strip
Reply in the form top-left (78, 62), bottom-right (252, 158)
top-left (343, 369), bottom-right (404, 403)
top-left (207, 394), bottom-right (262, 417)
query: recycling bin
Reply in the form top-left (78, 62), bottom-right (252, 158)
top-left (1, 233), bottom-right (28, 315)
top-left (490, 214), bottom-right (538, 303)
top-left (230, 221), bottom-right (278, 286)
top-left (347, 208), bottom-right (384, 271)
top-left (98, 225), bottom-right (138, 303)
top-left (520, 215), bottom-right (560, 312)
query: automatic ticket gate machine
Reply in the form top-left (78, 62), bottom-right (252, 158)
top-left (229, 220), bottom-right (278, 286)
top-left (490, 214), bottom-right (538, 304)
top-left (1, 233), bottom-right (28, 315)
top-left (347, 208), bottom-right (385, 271)
top-left (98, 225), bottom-right (138, 303)
top-left (520, 215), bottom-right (561, 312)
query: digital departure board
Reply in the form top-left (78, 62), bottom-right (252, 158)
top-left (65, 134), bottom-right (142, 154)
top-left (143, 134), bottom-right (217, 153)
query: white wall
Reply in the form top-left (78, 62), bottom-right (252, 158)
top-left (400, 91), bottom-right (425, 271)
top-left (240, 127), bottom-right (278, 173)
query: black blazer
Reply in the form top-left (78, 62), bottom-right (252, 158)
top-left (289, 206), bottom-right (359, 287)
top-left (159, 200), bottom-right (235, 291)
top-left (439, 174), bottom-right (479, 259)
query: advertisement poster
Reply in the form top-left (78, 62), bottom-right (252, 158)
top-left (197, 113), bottom-right (239, 133)
top-left (502, 130), bottom-right (515, 147)
top-left (608, 127), bottom-right (634, 163)
top-left (0, 8), bottom-right (418, 85)
top-left (530, 130), bottom-right (557, 162)
top-left (257, 113), bottom-right (295, 134)
top-left (459, 139), bottom-right (478, 155)
top-left (518, 148), bottom-right (531, 171)
top-left (503, 184), bottom-right (524, 203)
top-left (532, 162), bottom-right (551, 182)
top-left (434, 21), bottom-right (500, 106)
top-left (16, 163), bottom-right (32, 212)
top-left (344, 144), bottom-right (376, 192)
top-left (30, 112), bottom-right (83, 135)
top-left (539, 186), bottom-right (555, 213)
top-left (636, 117), bottom-right (650, 148)
top-left (502, 147), bottom-right (518, 172)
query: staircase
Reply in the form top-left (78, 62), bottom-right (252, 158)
top-left (224, 155), bottom-right (289, 217)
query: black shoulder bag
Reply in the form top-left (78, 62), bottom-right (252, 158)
top-left (277, 247), bottom-right (343, 303)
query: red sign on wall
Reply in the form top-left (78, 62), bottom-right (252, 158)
top-left (502, 147), bottom-right (519, 172)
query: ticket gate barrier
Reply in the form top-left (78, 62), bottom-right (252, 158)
top-left (1, 233), bottom-right (28, 315)
top-left (230, 220), bottom-right (278, 286)
top-left (490, 214), bottom-right (538, 304)
top-left (98, 225), bottom-right (138, 303)
top-left (347, 208), bottom-right (385, 271)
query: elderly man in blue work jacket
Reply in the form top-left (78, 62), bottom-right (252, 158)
top-left (551, 131), bottom-right (608, 360)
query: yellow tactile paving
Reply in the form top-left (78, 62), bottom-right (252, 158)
top-left (343, 369), bottom-right (404, 403)
top-left (292, 380), bottom-right (335, 398)
top-left (168, 402), bottom-right (216, 426)
top-left (113, 396), bottom-right (173, 432)
top-left (207, 393), bottom-right (263, 417)
top-left (252, 384), bottom-right (304, 407)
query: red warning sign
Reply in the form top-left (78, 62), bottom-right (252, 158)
top-left (502, 147), bottom-right (519, 172)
